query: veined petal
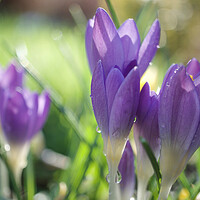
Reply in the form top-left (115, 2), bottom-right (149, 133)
top-left (186, 58), bottom-right (200, 79)
top-left (138, 19), bottom-right (160, 77)
top-left (118, 141), bottom-right (135, 200)
top-left (109, 67), bottom-right (140, 142)
top-left (159, 66), bottom-right (199, 151)
top-left (135, 82), bottom-right (160, 156)
top-left (91, 61), bottom-right (109, 147)
top-left (118, 19), bottom-right (140, 67)
top-left (85, 19), bottom-right (99, 73)
top-left (93, 8), bottom-right (124, 77)
top-left (106, 67), bottom-right (124, 117)
top-left (34, 92), bottom-right (51, 134)
top-left (1, 90), bottom-right (30, 143)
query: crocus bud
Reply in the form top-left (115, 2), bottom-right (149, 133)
top-left (0, 83), bottom-right (50, 183)
top-left (158, 59), bottom-right (200, 199)
top-left (118, 140), bottom-right (135, 200)
top-left (134, 82), bottom-right (160, 200)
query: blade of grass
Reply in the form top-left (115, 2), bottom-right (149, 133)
top-left (139, 136), bottom-right (161, 191)
top-left (178, 172), bottom-right (191, 194)
top-left (105, 0), bottom-right (120, 28)
top-left (24, 151), bottom-right (35, 200)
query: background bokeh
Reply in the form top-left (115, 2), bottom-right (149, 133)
top-left (0, 0), bottom-right (200, 200)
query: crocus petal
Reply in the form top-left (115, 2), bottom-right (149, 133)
top-left (138, 19), bottom-right (160, 77)
top-left (186, 58), bottom-right (200, 79)
top-left (106, 67), bottom-right (124, 117)
top-left (135, 82), bottom-right (160, 156)
top-left (134, 83), bottom-right (160, 200)
top-left (91, 61), bottom-right (109, 147)
top-left (118, 19), bottom-right (140, 67)
top-left (23, 91), bottom-right (39, 139)
top-left (109, 66), bottom-right (140, 142)
top-left (118, 140), bottom-right (135, 200)
top-left (159, 66), bottom-right (199, 151)
top-left (85, 19), bottom-right (99, 73)
top-left (92, 8), bottom-right (124, 77)
top-left (1, 90), bottom-right (30, 143)
top-left (1, 63), bottom-right (24, 89)
top-left (34, 92), bottom-right (51, 134)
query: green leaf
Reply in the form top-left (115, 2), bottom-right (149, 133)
top-left (139, 136), bottom-right (161, 190)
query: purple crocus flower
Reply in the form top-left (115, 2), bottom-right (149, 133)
top-left (134, 82), bottom-right (160, 200)
top-left (86, 8), bottom-right (160, 77)
top-left (0, 63), bottom-right (50, 182)
top-left (118, 140), bottom-right (135, 200)
top-left (86, 8), bottom-right (160, 189)
top-left (158, 58), bottom-right (200, 199)
top-left (0, 89), bottom-right (50, 145)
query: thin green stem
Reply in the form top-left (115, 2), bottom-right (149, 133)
top-left (105, 0), bottom-right (120, 28)
top-left (140, 136), bottom-right (161, 191)
top-left (0, 147), bottom-right (22, 200)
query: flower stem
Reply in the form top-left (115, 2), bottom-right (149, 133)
top-left (105, 0), bottom-right (120, 28)
top-left (137, 179), bottom-right (148, 200)
top-left (0, 149), bottom-right (22, 200)
top-left (108, 169), bottom-right (120, 200)
top-left (158, 182), bottom-right (172, 200)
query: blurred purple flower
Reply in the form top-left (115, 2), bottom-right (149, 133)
top-left (86, 8), bottom-right (160, 77)
top-left (134, 82), bottom-right (160, 200)
top-left (158, 58), bottom-right (200, 199)
top-left (0, 62), bottom-right (50, 183)
top-left (0, 89), bottom-right (50, 144)
top-left (118, 140), bottom-right (135, 200)
top-left (0, 62), bottom-right (24, 90)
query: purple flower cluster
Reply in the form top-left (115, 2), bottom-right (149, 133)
top-left (86, 7), bottom-right (200, 200)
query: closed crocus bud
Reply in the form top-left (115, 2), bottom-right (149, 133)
top-left (134, 82), bottom-right (160, 200)
top-left (118, 140), bottom-right (135, 200)
top-left (158, 59), bottom-right (200, 200)
top-left (0, 88), bottom-right (50, 183)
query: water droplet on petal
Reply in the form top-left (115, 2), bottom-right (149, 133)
top-left (134, 117), bottom-right (137, 123)
top-left (106, 170), bottom-right (122, 184)
top-left (106, 174), bottom-right (110, 183)
top-left (166, 82), bottom-right (170, 87)
top-left (115, 170), bottom-right (122, 184)
top-left (149, 62), bottom-right (152, 66)
top-left (157, 45), bottom-right (160, 49)
top-left (96, 126), bottom-right (101, 133)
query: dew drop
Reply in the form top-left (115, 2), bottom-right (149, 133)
top-left (115, 170), bottom-right (122, 183)
top-left (149, 62), bottom-right (152, 66)
top-left (106, 174), bottom-right (110, 183)
top-left (106, 170), bottom-right (122, 184)
top-left (166, 82), bottom-right (170, 87)
top-left (96, 126), bottom-right (101, 133)
top-left (134, 117), bottom-right (137, 123)
top-left (157, 45), bottom-right (160, 49)
top-left (4, 144), bottom-right (10, 152)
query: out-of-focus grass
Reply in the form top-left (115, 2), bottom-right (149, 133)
top-left (0, 13), bottom-right (108, 199)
